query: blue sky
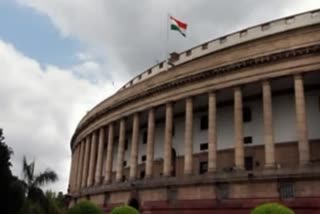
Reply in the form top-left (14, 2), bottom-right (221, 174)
top-left (0, 0), bottom-right (80, 66)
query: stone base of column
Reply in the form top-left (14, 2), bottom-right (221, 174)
top-left (264, 163), bottom-right (276, 169)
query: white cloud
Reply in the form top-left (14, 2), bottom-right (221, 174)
top-left (0, 39), bottom-right (118, 192)
top-left (17, 0), bottom-right (320, 79)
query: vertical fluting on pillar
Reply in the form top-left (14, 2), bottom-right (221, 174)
top-left (234, 87), bottom-right (244, 170)
top-left (116, 119), bottom-right (126, 182)
top-left (95, 127), bottom-right (105, 185)
top-left (71, 146), bottom-right (80, 192)
top-left (163, 102), bottom-right (173, 177)
top-left (68, 148), bottom-right (75, 192)
top-left (82, 136), bottom-right (91, 188)
top-left (88, 131), bottom-right (98, 187)
top-left (105, 123), bottom-right (114, 184)
top-left (146, 108), bottom-right (155, 178)
top-left (74, 145), bottom-right (81, 191)
top-left (130, 113), bottom-right (140, 180)
top-left (184, 97), bottom-right (193, 175)
top-left (262, 81), bottom-right (275, 168)
top-left (294, 74), bottom-right (310, 165)
top-left (208, 92), bottom-right (217, 172)
top-left (76, 140), bottom-right (85, 191)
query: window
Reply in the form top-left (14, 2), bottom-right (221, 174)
top-left (202, 43), bottom-right (208, 50)
top-left (123, 161), bottom-right (127, 167)
top-left (125, 139), bottom-right (129, 150)
top-left (285, 17), bottom-right (295, 25)
top-left (244, 136), bottom-right (252, 144)
top-left (199, 161), bottom-right (208, 174)
top-left (186, 50), bottom-right (192, 56)
top-left (200, 115), bottom-right (208, 130)
top-left (148, 69), bottom-right (152, 74)
top-left (280, 182), bottom-right (294, 199)
top-left (261, 23), bottom-right (270, 31)
top-left (200, 143), bottom-right (208, 151)
top-left (243, 106), bottom-right (252, 122)
top-left (240, 30), bottom-right (247, 37)
top-left (141, 155), bottom-right (146, 162)
top-left (245, 156), bottom-right (253, 171)
top-left (159, 62), bottom-right (163, 69)
top-left (142, 130), bottom-right (147, 144)
top-left (220, 37), bottom-right (227, 44)
top-left (216, 183), bottom-right (229, 200)
top-left (140, 171), bottom-right (145, 179)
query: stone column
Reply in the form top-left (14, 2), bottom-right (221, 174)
top-left (116, 119), bottom-right (126, 182)
top-left (95, 127), bottom-right (105, 185)
top-left (87, 131), bottom-right (98, 187)
top-left (234, 87), bottom-right (244, 170)
top-left (184, 97), bottom-right (193, 175)
top-left (76, 140), bottom-right (85, 191)
top-left (146, 108), bottom-right (155, 178)
top-left (68, 149), bottom-right (75, 192)
top-left (71, 146), bottom-right (79, 192)
top-left (262, 81), bottom-right (275, 168)
top-left (130, 113), bottom-right (140, 180)
top-left (163, 102), bottom-right (173, 177)
top-left (294, 74), bottom-right (310, 165)
top-left (81, 135), bottom-right (91, 188)
top-left (105, 123), bottom-right (114, 184)
top-left (208, 92), bottom-right (217, 172)
top-left (73, 146), bottom-right (81, 192)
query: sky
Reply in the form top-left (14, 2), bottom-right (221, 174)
top-left (1, 0), bottom-right (319, 193)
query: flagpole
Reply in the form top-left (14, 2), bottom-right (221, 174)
top-left (166, 13), bottom-right (170, 71)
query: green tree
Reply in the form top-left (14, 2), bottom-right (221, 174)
top-left (21, 156), bottom-right (58, 213)
top-left (251, 203), bottom-right (295, 214)
top-left (110, 205), bottom-right (139, 214)
top-left (67, 201), bottom-right (104, 214)
top-left (0, 128), bottom-right (13, 214)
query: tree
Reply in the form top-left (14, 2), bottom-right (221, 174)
top-left (21, 156), bottom-right (58, 213)
top-left (251, 203), bottom-right (295, 214)
top-left (0, 128), bottom-right (13, 214)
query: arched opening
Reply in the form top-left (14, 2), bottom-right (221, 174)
top-left (128, 198), bottom-right (139, 211)
top-left (171, 148), bottom-right (176, 177)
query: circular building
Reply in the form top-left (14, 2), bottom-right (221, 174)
top-left (68, 9), bottom-right (320, 213)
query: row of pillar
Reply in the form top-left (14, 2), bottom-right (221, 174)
top-left (69, 74), bottom-right (310, 193)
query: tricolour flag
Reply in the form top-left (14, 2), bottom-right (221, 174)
top-left (170, 16), bottom-right (188, 37)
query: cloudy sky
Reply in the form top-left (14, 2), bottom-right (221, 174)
top-left (1, 0), bottom-right (319, 193)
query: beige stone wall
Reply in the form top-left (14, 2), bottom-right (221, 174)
top-left (229, 182), bottom-right (279, 198)
top-left (90, 194), bottom-right (105, 205)
top-left (295, 180), bottom-right (320, 197)
top-left (139, 188), bottom-right (167, 202)
top-left (275, 142), bottom-right (299, 168)
top-left (109, 191), bottom-right (130, 204)
top-left (177, 185), bottom-right (216, 200)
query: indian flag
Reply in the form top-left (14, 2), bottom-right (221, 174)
top-left (170, 16), bottom-right (188, 37)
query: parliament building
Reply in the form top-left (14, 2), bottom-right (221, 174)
top-left (68, 9), bottom-right (320, 213)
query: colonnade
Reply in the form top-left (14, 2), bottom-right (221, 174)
top-left (69, 74), bottom-right (310, 193)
